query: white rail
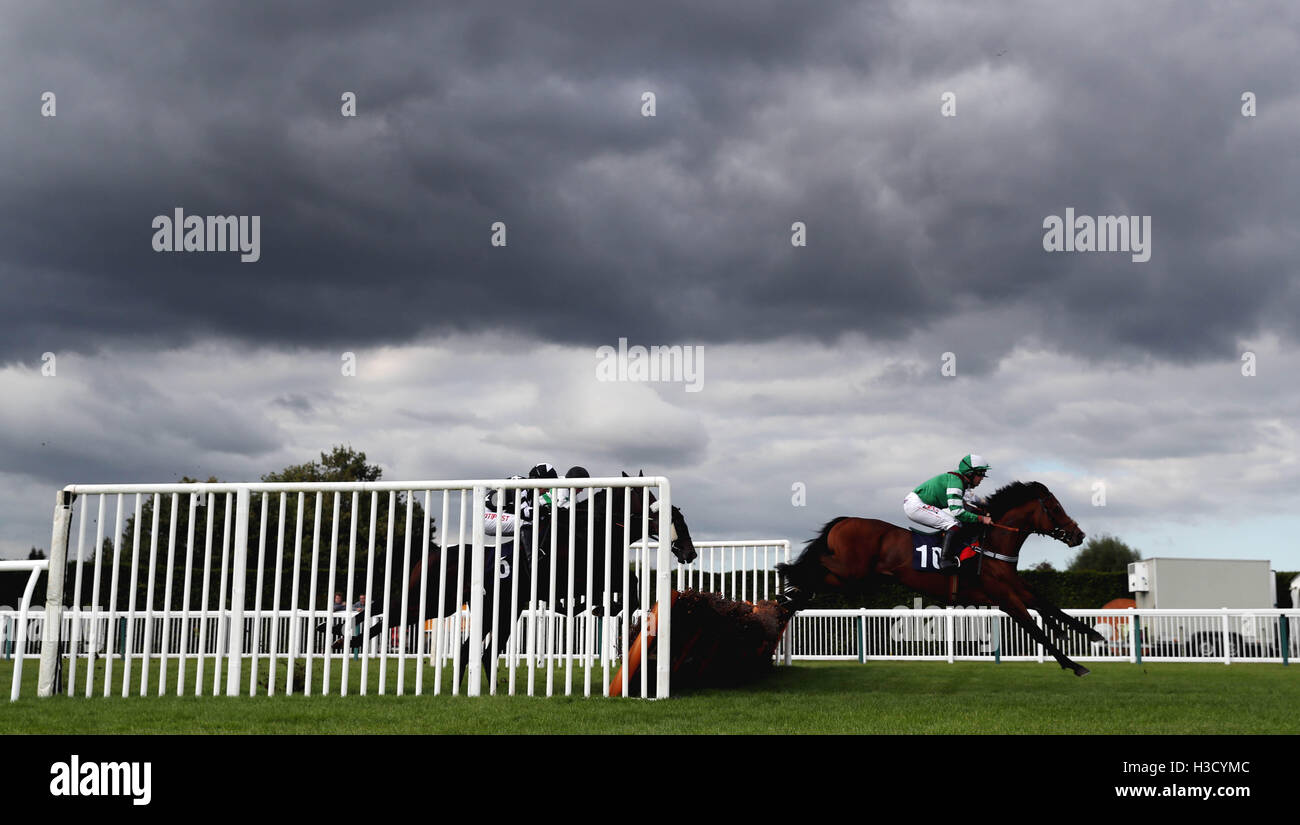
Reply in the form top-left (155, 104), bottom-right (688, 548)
top-left (32, 478), bottom-right (675, 700)
top-left (634, 539), bottom-right (793, 600)
top-left (1, 560), bottom-right (49, 701)
top-left (785, 608), bottom-right (1300, 664)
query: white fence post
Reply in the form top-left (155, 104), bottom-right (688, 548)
top-left (1221, 608), bottom-right (1231, 665)
top-left (37, 490), bottom-right (74, 698)
top-left (655, 479), bottom-right (672, 700)
top-left (467, 485), bottom-right (487, 697)
top-left (945, 607), bottom-right (955, 663)
top-left (224, 487), bottom-right (250, 696)
top-left (1129, 610), bottom-right (1139, 664)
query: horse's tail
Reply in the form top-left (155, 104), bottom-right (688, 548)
top-left (775, 517), bottom-right (848, 598)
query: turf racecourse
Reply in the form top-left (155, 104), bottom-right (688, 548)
top-left (4, 659), bottom-right (1298, 734)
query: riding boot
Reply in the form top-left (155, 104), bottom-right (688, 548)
top-left (939, 525), bottom-right (968, 573)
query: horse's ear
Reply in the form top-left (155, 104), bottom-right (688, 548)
top-left (638, 469), bottom-right (644, 477)
top-left (621, 471), bottom-right (628, 477)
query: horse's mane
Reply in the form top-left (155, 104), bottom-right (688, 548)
top-left (983, 481), bottom-right (1050, 519)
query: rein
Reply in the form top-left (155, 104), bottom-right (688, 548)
top-left (978, 498), bottom-right (1069, 563)
top-left (979, 516), bottom-right (1027, 564)
top-left (987, 522), bottom-right (1025, 533)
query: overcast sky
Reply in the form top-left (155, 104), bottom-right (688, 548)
top-left (2, 1), bottom-right (1298, 581)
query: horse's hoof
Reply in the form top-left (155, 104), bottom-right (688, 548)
top-left (1074, 666), bottom-right (1090, 677)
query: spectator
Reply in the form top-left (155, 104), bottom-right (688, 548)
top-left (332, 592), bottom-right (346, 612)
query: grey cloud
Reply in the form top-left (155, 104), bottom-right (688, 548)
top-left (3, 1), bottom-right (1299, 371)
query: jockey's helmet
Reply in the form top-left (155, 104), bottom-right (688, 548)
top-left (528, 463), bottom-right (558, 479)
top-left (958, 454), bottom-right (991, 477)
top-left (487, 476), bottom-right (526, 511)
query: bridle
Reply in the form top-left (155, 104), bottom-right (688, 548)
top-left (979, 497), bottom-right (1074, 561)
top-left (605, 493), bottom-right (683, 555)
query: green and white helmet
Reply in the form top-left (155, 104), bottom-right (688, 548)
top-left (958, 454), bottom-right (991, 476)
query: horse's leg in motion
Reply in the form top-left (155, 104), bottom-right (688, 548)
top-left (996, 593), bottom-right (1090, 677)
top-left (1035, 609), bottom-right (1072, 643)
top-left (1000, 572), bottom-right (1106, 647)
top-left (1031, 600), bottom-right (1106, 645)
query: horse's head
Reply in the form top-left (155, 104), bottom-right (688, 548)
top-left (987, 481), bottom-right (1085, 547)
top-left (622, 470), bottom-right (698, 565)
top-left (1037, 492), bottom-right (1086, 546)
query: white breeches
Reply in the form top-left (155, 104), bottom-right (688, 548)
top-left (483, 512), bottom-right (518, 536)
top-left (903, 492), bottom-right (959, 532)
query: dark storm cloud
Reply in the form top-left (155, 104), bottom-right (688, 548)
top-left (2, 1), bottom-right (1297, 369)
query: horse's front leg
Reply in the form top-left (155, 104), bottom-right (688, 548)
top-left (1002, 573), bottom-right (1106, 646)
top-left (1032, 600), bottom-right (1106, 645)
top-left (998, 598), bottom-right (1090, 677)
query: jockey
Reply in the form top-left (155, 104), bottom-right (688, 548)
top-left (564, 465), bottom-right (591, 505)
top-left (513, 463), bottom-right (559, 554)
top-left (903, 454), bottom-right (993, 572)
top-left (522, 462), bottom-right (562, 521)
top-left (484, 475), bottom-right (525, 536)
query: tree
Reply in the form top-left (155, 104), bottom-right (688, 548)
top-left (1067, 534), bottom-right (1141, 573)
top-left (263, 444), bottom-right (382, 486)
top-left (27, 547), bottom-right (46, 560)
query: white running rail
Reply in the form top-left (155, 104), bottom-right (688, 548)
top-left (32, 478), bottom-right (675, 700)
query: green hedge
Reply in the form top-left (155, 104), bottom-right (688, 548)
top-left (800, 570), bottom-right (1131, 610)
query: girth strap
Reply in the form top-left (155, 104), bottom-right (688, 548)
top-left (975, 546), bottom-right (1019, 564)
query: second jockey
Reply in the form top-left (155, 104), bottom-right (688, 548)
top-left (484, 476), bottom-right (526, 536)
top-left (903, 454), bottom-right (993, 572)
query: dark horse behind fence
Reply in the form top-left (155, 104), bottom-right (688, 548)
top-left (331, 473), bottom-right (698, 683)
top-left (776, 481), bottom-right (1104, 676)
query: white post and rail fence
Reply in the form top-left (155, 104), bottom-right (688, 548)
top-left (15, 478), bottom-right (676, 700)
top-left (4, 484), bottom-right (1297, 701)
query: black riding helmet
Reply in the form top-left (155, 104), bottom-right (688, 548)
top-left (527, 463), bottom-right (558, 479)
top-left (564, 466), bottom-right (590, 478)
top-left (487, 475), bottom-right (525, 512)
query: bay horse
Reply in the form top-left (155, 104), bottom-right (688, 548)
top-left (776, 481), bottom-right (1104, 676)
top-left (333, 474), bottom-right (698, 684)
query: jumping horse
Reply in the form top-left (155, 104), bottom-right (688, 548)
top-left (777, 481), bottom-right (1104, 676)
top-left (333, 472), bottom-right (698, 684)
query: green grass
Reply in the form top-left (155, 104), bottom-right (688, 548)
top-left (3, 658), bottom-right (1298, 734)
